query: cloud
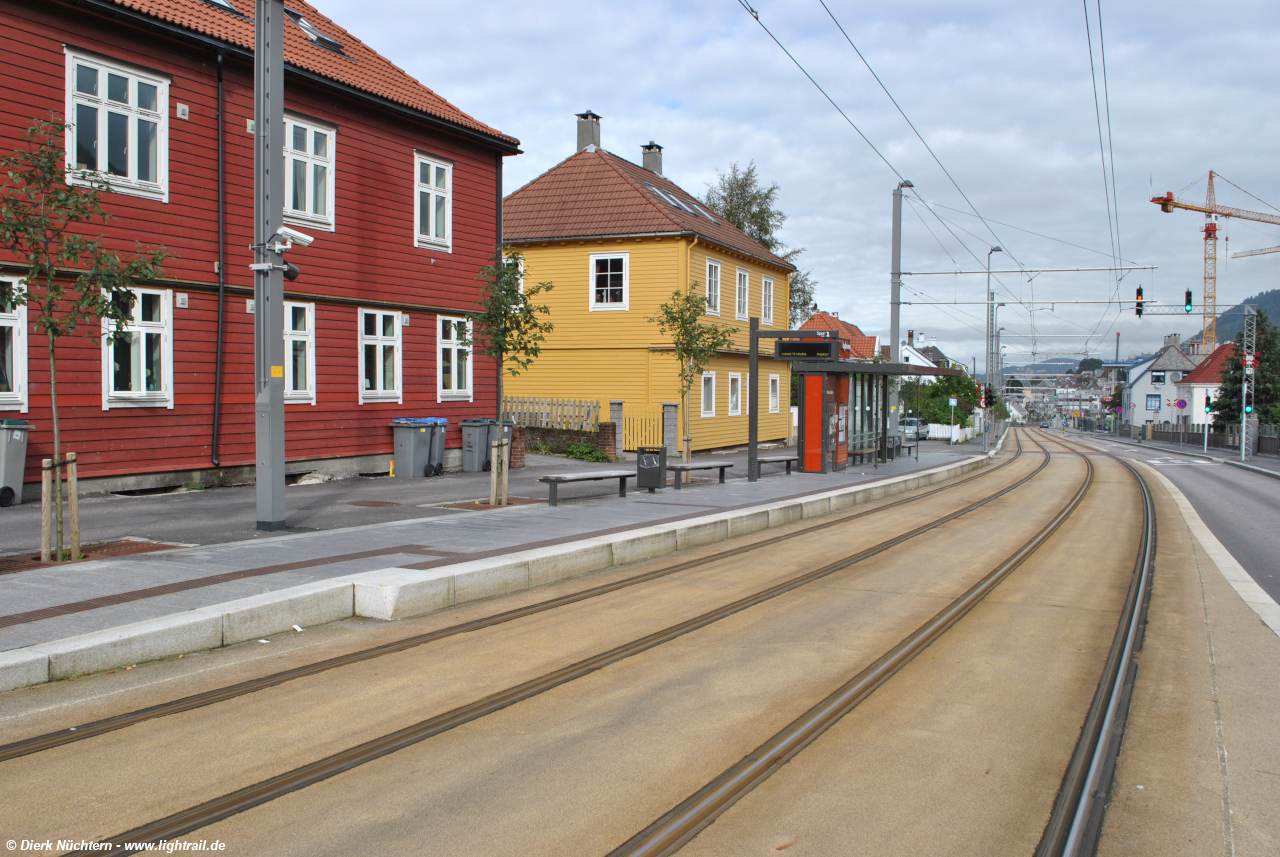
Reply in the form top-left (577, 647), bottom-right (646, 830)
top-left (314, 0), bottom-right (1280, 366)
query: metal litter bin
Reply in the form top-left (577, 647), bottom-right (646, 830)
top-left (461, 419), bottom-right (495, 472)
top-left (390, 419), bottom-right (436, 479)
top-left (0, 419), bottom-right (31, 507)
top-left (426, 418), bottom-right (447, 476)
top-left (636, 445), bottom-right (667, 493)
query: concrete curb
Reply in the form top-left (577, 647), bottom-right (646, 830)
top-left (1135, 462), bottom-right (1280, 639)
top-left (0, 454), bottom-right (989, 694)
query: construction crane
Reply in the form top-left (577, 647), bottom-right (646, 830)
top-left (1152, 170), bottom-right (1280, 349)
top-left (1232, 244), bottom-right (1280, 260)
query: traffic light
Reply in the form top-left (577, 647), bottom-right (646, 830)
top-left (1135, 285), bottom-right (1144, 317)
top-left (1184, 289), bottom-right (1193, 313)
top-left (986, 388), bottom-right (997, 408)
top-left (1204, 395), bottom-right (1211, 414)
top-left (977, 383), bottom-right (985, 408)
top-left (1245, 398), bottom-right (1254, 415)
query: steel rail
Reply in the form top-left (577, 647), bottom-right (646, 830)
top-left (606, 431), bottom-right (1094, 857)
top-left (67, 433), bottom-right (1050, 854)
top-left (1033, 432), bottom-right (1156, 857)
top-left (1, 434), bottom-right (1027, 765)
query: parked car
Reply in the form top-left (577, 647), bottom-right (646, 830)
top-left (900, 417), bottom-right (925, 442)
top-left (1040, 422), bottom-right (1050, 428)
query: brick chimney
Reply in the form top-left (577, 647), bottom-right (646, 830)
top-left (641, 140), bottom-right (663, 175)
top-left (576, 110), bottom-right (602, 152)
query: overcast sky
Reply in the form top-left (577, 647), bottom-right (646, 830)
top-left (319, 0), bottom-right (1280, 368)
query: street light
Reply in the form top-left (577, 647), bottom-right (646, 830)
top-left (984, 246), bottom-right (1003, 453)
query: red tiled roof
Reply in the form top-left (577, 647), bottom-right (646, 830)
top-left (1180, 342), bottom-right (1236, 385)
top-left (105, 0), bottom-right (517, 148)
top-left (799, 312), bottom-right (878, 359)
top-left (502, 148), bottom-right (795, 271)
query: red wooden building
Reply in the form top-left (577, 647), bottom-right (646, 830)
top-left (0, 0), bottom-right (519, 495)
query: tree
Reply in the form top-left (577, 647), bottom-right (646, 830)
top-left (898, 374), bottom-right (979, 428)
top-left (1076, 357), bottom-right (1103, 373)
top-left (470, 247), bottom-right (554, 415)
top-left (1211, 308), bottom-right (1280, 428)
top-left (700, 161), bottom-right (818, 327)
top-left (0, 116), bottom-right (166, 560)
top-left (648, 286), bottom-right (735, 465)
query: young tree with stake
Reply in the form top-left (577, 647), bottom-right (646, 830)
top-left (648, 286), bottom-right (735, 468)
top-left (0, 116), bottom-right (167, 559)
top-left (469, 248), bottom-right (554, 502)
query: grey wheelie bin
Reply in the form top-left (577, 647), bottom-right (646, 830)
top-left (0, 419), bottom-right (31, 507)
top-left (461, 419), bottom-right (495, 472)
top-left (426, 418), bottom-right (447, 476)
top-left (390, 419), bottom-right (436, 478)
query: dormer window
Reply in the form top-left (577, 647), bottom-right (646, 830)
top-left (285, 10), bottom-right (344, 53)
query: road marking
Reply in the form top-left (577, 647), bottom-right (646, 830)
top-left (1137, 462), bottom-right (1280, 639)
top-left (1144, 458), bottom-right (1220, 466)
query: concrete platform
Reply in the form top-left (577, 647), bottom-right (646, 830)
top-left (0, 442), bottom-right (998, 693)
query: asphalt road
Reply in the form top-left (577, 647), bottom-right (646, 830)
top-left (1074, 432), bottom-right (1280, 604)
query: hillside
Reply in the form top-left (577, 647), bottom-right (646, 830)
top-left (1198, 288), bottom-right (1280, 342)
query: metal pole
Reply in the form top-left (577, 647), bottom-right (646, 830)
top-left (889, 181), bottom-right (909, 435)
top-left (748, 317), bottom-right (759, 482)
top-left (254, 0), bottom-right (287, 530)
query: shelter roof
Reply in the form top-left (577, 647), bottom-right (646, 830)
top-left (102, 0), bottom-right (517, 148)
top-left (502, 148), bottom-right (795, 271)
top-left (1179, 342), bottom-right (1236, 385)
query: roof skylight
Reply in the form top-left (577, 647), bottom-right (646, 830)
top-left (285, 9), bottom-right (345, 54)
top-left (645, 183), bottom-right (716, 223)
top-left (202, 0), bottom-right (237, 10)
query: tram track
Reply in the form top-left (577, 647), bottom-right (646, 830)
top-left (605, 429), bottom-right (1100, 857)
top-left (0, 432), bottom-right (1029, 765)
top-left (46, 431), bottom-right (1066, 854)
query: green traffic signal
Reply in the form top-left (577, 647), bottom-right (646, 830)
top-left (1246, 402), bottom-right (1254, 414)
top-left (1184, 289), bottom-right (1193, 313)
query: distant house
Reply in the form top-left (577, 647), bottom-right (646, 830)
top-left (1175, 342), bottom-right (1235, 426)
top-left (1121, 336), bottom-right (1197, 425)
top-left (501, 112), bottom-right (796, 452)
top-left (798, 312), bottom-right (879, 359)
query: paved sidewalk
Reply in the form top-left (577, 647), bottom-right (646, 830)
top-left (0, 442), bottom-right (980, 653)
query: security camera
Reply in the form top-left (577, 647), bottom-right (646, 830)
top-left (276, 225), bottom-right (315, 248)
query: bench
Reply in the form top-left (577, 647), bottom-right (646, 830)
top-left (667, 461), bottom-right (734, 489)
top-left (538, 470), bottom-right (637, 507)
top-left (757, 454), bottom-right (799, 475)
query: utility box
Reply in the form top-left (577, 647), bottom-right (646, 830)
top-left (636, 445), bottom-right (667, 492)
top-left (461, 419), bottom-right (496, 472)
top-left (390, 419), bottom-right (436, 479)
top-left (0, 419), bottom-right (31, 507)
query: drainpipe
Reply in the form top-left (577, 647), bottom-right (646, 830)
top-left (210, 51), bottom-right (226, 466)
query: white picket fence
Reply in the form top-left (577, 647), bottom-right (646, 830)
top-left (928, 423), bottom-right (974, 443)
top-left (502, 396), bottom-right (601, 432)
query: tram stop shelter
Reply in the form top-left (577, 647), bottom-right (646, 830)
top-left (747, 321), bottom-right (965, 479)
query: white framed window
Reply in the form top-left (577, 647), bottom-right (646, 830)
top-left (1145, 394), bottom-right (1160, 411)
top-left (701, 371), bottom-right (716, 417)
top-left (762, 277), bottom-right (774, 326)
top-left (728, 373), bottom-right (741, 416)
top-left (438, 316), bottom-right (473, 402)
top-left (590, 253), bottom-right (629, 311)
top-left (284, 115), bottom-right (335, 230)
top-left (65, 49), bottom-right (169, 202)
top-left (705, 259), bottom-right (721, 316)
top-left (415, 153), bottom-right (452, 251)
top-left (735, 268), bottom-right (749, 320)
top-left (359, 309), bottom-right (401, 403)
top-left (102, 288), bottom-right (173, 409)
top-left (0, 280), bottom-right (28, 412)
top-left (284, 302), bottom-right (316, 405)
top-left (1150, 371), bottom-right (1166, 385)
top-left (769, 374), bottom-right (780, 413)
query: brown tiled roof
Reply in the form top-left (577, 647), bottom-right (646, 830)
top-left (503, 148), bottom-right (795, 271)
top-left (103, 0), bottom-right (517, 148)
top-left (800, 312), bottom-right (878, 359)
top-left (1180, 342), bottom-right (1235, 385)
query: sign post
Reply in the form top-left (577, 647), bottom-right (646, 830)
top-left (949, 397), bottom-right (957, 444)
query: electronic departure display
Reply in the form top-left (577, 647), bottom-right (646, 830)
top-left (774, 339), bottom-right (838, 360)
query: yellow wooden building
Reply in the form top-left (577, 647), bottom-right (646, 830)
top-left (502, 112), bottom-right (796, 452)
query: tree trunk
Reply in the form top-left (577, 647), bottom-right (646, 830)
top-left (46, 330), bottom-right (64, 561)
